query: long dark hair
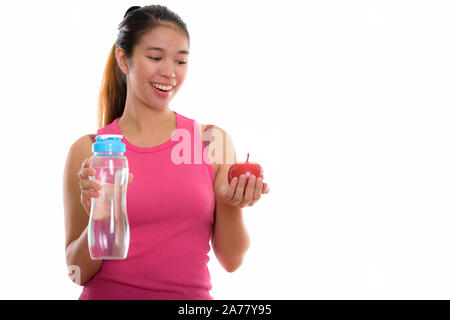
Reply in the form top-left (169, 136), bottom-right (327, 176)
top-left (97, 5), bottom-right (189, 129)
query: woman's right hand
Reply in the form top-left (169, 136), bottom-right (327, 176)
top-left (77, 157), bottom-right (133, 215)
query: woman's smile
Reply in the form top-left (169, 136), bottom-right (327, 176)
top-left (150, 81), bottom-right (175, 97)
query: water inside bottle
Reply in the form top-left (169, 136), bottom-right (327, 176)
top-left (88, 166), bottom-right (129, 259)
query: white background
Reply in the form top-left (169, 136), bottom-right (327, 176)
top-left (0, 0), bottom-right (449, 299)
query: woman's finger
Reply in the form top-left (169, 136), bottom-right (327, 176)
top-left (81, 158), bottom-right (90, 168)
top-left (77, 167), bottom-right (96, 179)
top-left (128, 172), bottom-right (133, 185)
top-left (262, 182), bottom-right (270, 194)
top-left (224, 177), bottom-right (238, 201)
top-left (249, 177), bottom-right (264, 206)
top-left (231, 175), bottom-right (247, 204)
top-left (79, 179), bottom-right (102, 191)
top-left (82, 188), bottom-right (100, 199)
top-left (242, 175), bottom-right (257, 206)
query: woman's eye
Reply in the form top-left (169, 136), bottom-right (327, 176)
top-left (147, 57), bottom-right (186, 65)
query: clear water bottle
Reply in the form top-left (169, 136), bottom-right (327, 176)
top-left (88, 134), bottom-right (130, 260)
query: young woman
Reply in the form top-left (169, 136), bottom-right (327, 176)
top-left (63, 5), bottom-right (269, 300)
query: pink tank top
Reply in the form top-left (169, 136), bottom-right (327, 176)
top-left (79, 111), bottom-right (216, 300)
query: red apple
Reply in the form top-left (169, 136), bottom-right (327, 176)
top-left (228, 153), bottom-right (264, 188)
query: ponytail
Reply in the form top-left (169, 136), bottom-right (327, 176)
top-left (97, 44), bottom-right (127, 129)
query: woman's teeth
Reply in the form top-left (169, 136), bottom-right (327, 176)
top-left (151, 83), bottom-right (173, 91)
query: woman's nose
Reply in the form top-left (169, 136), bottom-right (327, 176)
top-left (160, 61), bottom-right (176, 80)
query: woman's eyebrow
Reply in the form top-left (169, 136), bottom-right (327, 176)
top-left (146, 46), bottom-right (189, 54)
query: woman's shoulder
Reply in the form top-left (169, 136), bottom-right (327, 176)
top-left (69, 135), bottom-right (95, 155)
top-left (196, 122), bottom-right (236, 171)
top-left (64, 135), bottom-right (95, 175)
top-left (194, 121), bottom-right (228, 137)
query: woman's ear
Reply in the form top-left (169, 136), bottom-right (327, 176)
top-left (115, 47), bottom-right (129, 76)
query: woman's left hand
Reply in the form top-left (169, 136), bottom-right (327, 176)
top-left (217, 175), bottom-right (270, 208)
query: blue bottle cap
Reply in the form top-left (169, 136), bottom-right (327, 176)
top-left (92, 134), bottom-right (126, 153)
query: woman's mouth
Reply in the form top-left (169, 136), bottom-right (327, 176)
top-left (150, 82), bottom-right (174, 97)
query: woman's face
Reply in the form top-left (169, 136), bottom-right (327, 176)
top-left (117, 23), bottom-right (189, 110)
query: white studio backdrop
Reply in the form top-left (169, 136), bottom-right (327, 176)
top-left (0, 0), bottom-right (449, 299)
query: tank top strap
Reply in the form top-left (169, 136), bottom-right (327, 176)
top-left (202, 125), bottom-right (214, 150)
top-left (87, 134), bottom-right (96, 143)
top-left (178, 113), bottom-right (214, 150)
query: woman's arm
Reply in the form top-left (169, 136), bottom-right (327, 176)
top-left (63, 136), bottom-right (102, 285)
top-left (211, 188), bottom-right (251, 273)
top-left (65, 226), bottom-right (102, 286)
top-left (208, 126), bottom-right (268, 272)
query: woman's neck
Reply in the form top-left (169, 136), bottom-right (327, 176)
top-left (118, 105), bottom-right (175, 137)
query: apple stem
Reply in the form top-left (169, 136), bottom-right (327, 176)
top-left (246, 153), bottom-right (250, 162)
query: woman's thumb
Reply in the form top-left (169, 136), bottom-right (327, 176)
top-left (82, 157), bottom-right (91, 168)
